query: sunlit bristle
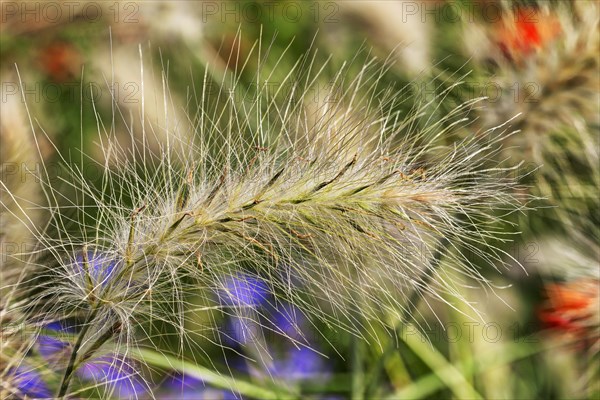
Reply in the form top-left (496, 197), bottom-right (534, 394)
top-left (2, 40), bottom-right (531, 399)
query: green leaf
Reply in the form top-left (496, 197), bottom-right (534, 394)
top-left (132, 348), bottom-right (296, 399)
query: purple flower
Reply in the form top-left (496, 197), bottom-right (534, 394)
top-left (223, 316), bottom-right (263, 345)
top-left (216, 274), bottom-right (270, 345)
top-left (220, 274), bottom-right (269, 307)
top-left (77, 355), bottom-right (147, 399)
top-left (271, 303), bottom-right (306, 341)
top-left (273, 346), bottom-right (331, 381)
top-left (37, 321), bottom-right (149, 399)
top-left (225, 301), bottom-right (331, 383)
top-left (37, 321), bottom-right (72, 363)
top-left (270, 305), bottom-right (331, 381)
top-left (74, 251), bottom-right (119, 289)
top-left (9, 366), bottom-right (52, 399)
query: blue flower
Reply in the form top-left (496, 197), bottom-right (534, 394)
top-left (37, 321), bottom-right (73, 364)
top-left (217, 274), bottom-right (270, 345)
top-left (220, 274), bottom-right (269, 307)
top-left (74, 251), bottom-right (119, 289)
top-left (270, 305), bottom-right (331, 381)
top-left (77, 355), bottom-right (147, 399)
top-left (271, 303), bottom-right (305, 341)
top-left (223, 316), bottom-right (263, 345)
top-left (274, 346), bottom-right (331, 381)
top-left (9, 366), bottom-right (52, 399)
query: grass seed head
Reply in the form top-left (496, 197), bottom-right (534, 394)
top-left (2, 44), bottom-right (532, 398)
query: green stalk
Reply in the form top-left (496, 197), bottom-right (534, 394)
top-left (386, 340), bottom-right (545, 399)
top-left (395, 324), bottom-right (483, 400)
top-left (365, 237), bottom-right (451, 396)
top-left (56, 307), bottom-right (99, 399)
top-left (132, 348), bottom-right (297, 399)
top-left (352, 333), bottom-right (365, 400)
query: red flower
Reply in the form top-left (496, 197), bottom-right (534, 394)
top-left (538, 279), bottom-right (599, 347)
top-left (495, 8), bottom-right (561, 61)
top-left (38, 41), bottom-right (81, 82)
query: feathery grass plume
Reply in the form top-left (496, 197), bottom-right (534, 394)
top-left (0, 71), bottom-right (43, 297)
top-left (0, 310), bottom-right (37, 399)
top-left (5, 43), bottom-right (530, 398)
top-left (462, 0), bottom-right (600, 238)
top-left (0, 71), bottom-right (50, 398)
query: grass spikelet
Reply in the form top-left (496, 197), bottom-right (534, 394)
top-left (463, 0), bottom-right (599, 238)
top-left (3, 44), bottom-right (530, 398)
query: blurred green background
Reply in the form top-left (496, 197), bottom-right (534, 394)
top-left (1, 1), bottom-right (598, 399)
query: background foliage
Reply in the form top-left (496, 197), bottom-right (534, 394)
top-left (1, 1), bottom-right (598, 399)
